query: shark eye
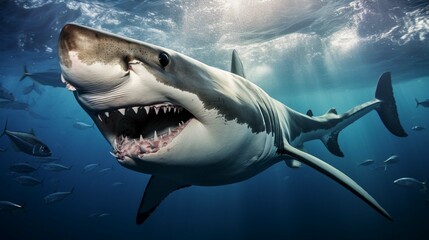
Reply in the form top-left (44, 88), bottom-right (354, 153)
top-left (158, 52), bottom-right (170, 68)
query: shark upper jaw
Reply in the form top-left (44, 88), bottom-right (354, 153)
top-left (61, 69), bottom-right (199, 163)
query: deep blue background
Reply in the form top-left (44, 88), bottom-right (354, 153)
top-left (1, 1), bottom-right (428, 239)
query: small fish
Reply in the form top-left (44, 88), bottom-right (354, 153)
top-left (370, 165), bottom-right (385, 171)
top-left (14, 175), bottom-right (43, 186)
top-left (20, 65), bottom-right (63, 88)
top-left (112, 182), bottom-right (124, 187)
top-left (83, 163), bottom-right (99, 173)
top-left (73, 121), bottom-right (94, 130)
top-left (415, 98), bottom-right (429, 108)
top-left (89, 212), bottom-right (110, 218)
top-left (0, 147), bottom-right (7, 152)
top-left (411, 126), bottom-right (425, 131)
top-left (393, 177), bottom-right (427, 193)
top-left (43, 163), bottom-right (72, 172)
top-left (99, 166), bottom-right (113, 173)
top-left (10, 163), bottom-right (38, 174)
top-left (28, 110), bottom-right (50, 120)
top-left (383, 155), bottom-right (399, 171)
top-left (0, 84), bottom-right (15, 101)
top-left (0, 101), bottom-right (29, 110)
top-left (22, 83), bottom-right (34, 95)
top-left (1, 120), bottom-right (51, 157)
top-left (0, 201), bottom-right (24, 211)
top-left (358, 159), bottom-right (375, 166)
top-left (44, 188), bottom-right (74, 204)
top-left (21, 81), bottom-right (44, 95)
top-left (36, 156), bottom-right (61, 163)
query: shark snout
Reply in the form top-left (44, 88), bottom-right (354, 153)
top-left (57, 24), bottom-right (166, 93)
top-left (58, 24), bottom-right (138, 92)
top-left (59, 24), bottom-right (129, 68)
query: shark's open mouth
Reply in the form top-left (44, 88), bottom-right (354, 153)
top-left (92, 103), bottom-right (194, 159)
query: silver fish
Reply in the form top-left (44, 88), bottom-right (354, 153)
top-left (73, 121), bottom-right (94, 130)
top-left (99, 166), bottom-right (114, 173)
top-left (21, 81), bottom-right (44, 95)
top-left (20, 65), bottom-right (63, 88)
top-left (358, 159), bottom-right (375, 166)
top-left (89, 212), bottom-right (110, 218)
top-left (415, 98), bottom-right (429, 108)
top-left (14, 175), bottom-right (43, 186)
top-left (0, 84), bottom-right (15, 101)
top-left (1, 120), bottom-right (51, 157)
top-left (28, 110), bottom-right (50, 120)
top-left (0, 201), bottom-right (24, 211)
top-left (82, 163), bottom-right (99, 173)
top-left (36, 156), bottom-right (61, 163)
top-left (112, 182), bottom-right (124, 187)
top-left (43, 163), bottom-right (72, 172)
top-left (0, 101), bottom-right (29, 110)
top-left (393, 177), bottom-right (427, 193)
top-left (383, 155), bottom-right (399, 171)
top-left (411, 126), bottom-right (425, 131)
top-left (44, 188), bottom-right (74, 204)
top-left (10, 162), bottom-right (38, 173)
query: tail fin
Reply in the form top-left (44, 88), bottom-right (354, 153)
top-left (415, 98), bottom-right (420, 108)
top-left (375, 72), bottom-right (407, 137)
top-left (20, 65), bottom-right (30, 81)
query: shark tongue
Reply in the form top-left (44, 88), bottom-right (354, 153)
top-left (112, 120), bottom-right (190, 159)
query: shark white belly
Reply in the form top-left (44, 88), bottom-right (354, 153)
top-left (57, 24), bottom-right (407, 225)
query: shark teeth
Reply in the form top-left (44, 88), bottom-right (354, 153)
top-left (95, 103), bottom-right (185, 123)
top-left (132, 107), bottom-right (139, 114)
top-left (92, 102), bottom-right (194, 160)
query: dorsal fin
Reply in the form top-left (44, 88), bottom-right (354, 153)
top-left (231, 49), bottom-right (246, 78)
top-left (29, 129), bottom-right (36, 136)
top-left (306, 109), bottom-right (313, 117)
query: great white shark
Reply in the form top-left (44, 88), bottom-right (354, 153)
top-left (57, 24), bottom-right (407, 224)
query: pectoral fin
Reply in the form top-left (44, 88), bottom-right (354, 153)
top-left (284, 144), bottom-right (392, 221)
top-left (136, 176), bottom-right (190, 225)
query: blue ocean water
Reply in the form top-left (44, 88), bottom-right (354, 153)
top-left (1, 0), bottom-right (429, 239)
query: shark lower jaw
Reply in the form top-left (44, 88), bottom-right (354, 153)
top-left (88, 102), bottom-right (195, 160)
